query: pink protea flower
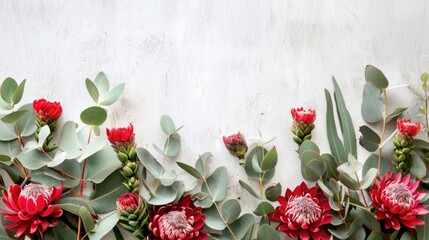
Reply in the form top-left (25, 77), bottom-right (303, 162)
top-left (148, 195), bottom-right (207, 240)
top-left (397, 119), bottom-right (420, 138)
top-left (269, 182), bottom-right (332, 240)
top-left (106, 123), bottom-right (135, 148)
top-left (291, 107), bottom-right (316, 125)
top-left (1, 183), bottom-right (63, 238)
top-left (222, 132), bottom-right (248, 159)
top-left (33, 98), bottom-right (62, 121)
top-left (370, 171), bottom-right (428, 231)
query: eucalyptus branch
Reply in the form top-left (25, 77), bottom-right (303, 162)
top-left (377, 90), bottom-right (388, 176)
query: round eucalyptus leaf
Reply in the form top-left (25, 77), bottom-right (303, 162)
top-left (160, 115), bottom-right (176, 135)
top-left (0, 77), bottom-right (18, 104)
top-left (148, 185), bottom-right (177, 205)
top-left (203, 205), bottom-right (226, 231)
top-left (265, 183), bottom-right (281, 202)
top-left (365, 65), bottom-right (389, 90)
top-left (80, 106), bottom-right (107, 126)
top-left (221, 199), bottom-right (241, 223)
top-left (257, 225), bottom-right (280, 240)
top-left (1, 110), bottom-right (29, 124)
top-left (88, 212), bottom-right (119, 240)
top-left (253, 202), bottom-right (274, 216)
top-left (202, 167), bottom-right (228, 202)
top-left (361, 82), bottom-right (383, 123)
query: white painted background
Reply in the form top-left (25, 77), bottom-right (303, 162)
top-left (1, 1), bottom-right (429, 239)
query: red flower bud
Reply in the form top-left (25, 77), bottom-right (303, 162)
top-left (106, 123), bottom-right (135, 146)
top-left (397, 118), bottom-right (420, 137)
top-left (116, 192), bottom-right (142, 213)
top-left (222, 132), bottom-right (248, 159)
top-left (33, 98), bottom-right (62, 121)
top-left (291, 107), bottom-right (316, 125)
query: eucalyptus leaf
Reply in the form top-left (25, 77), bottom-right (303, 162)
top-left (386, 107), bottom-right (407, 123)
top-left (12, 79), bottom-right (26, 105)
top-left (164, 133), bottom-right (181, 157)
top-left (1, 110), bottom-right (29, 124)
top-left (47, 151), bottom-right (67, 167)
top-left (100, 83), bottom-right (125, 106)
top-left (0, 77), bottom-right (18, 104)
top-left (361, 82), bottom-right (383, 123)
top-left (88, 211), bottom-right (119, 240)
top-left (257, 224), bottom-right (280, 240)
top-left (79, 206), bottom-right (95, 232)
top-left (77, 137), bottom-right (106, 163)
top-left (17, 148), bottom-right (51, 170)
top-left (160, 115), bottom-right (176, 135)
top-left (202, 167), bottom-right (228, 202)
top-left (365, 65), bottom-right (389, 90)
top-left (260, 146), bottom-right (277, 172)
top-left (203, 205), bottom-right (226, 231)
top-left (410, 155), bottom-right (427, 179)
top-left (265, 183), bottom-right (281, 201)
top-left (89, 171), bottom-right (128, 213)
top-left (239, 180), bottom-right (261, 199)
top-left (17, 104), bottom-right (36, 137)
top-left (148, 185), bottom-right (177, 205)
top-left (84, 147), bottom-right (121, 183)
top-left (177, 162), bottom-right (203, 179)
top-left (80, 106), bottom-right (107, 126)
top-left (253, 202), bottom-right (274, 216)
top-left (85, 78), bottom-right (99, 103)
top-left (52, 220), bottom-right (77, 240)
top-left (94, 72), bottom-right (109, 95)
top-left (221, 199), bottom-right (241, 223)
top-left (137, 147), bottom-right (162, 178)
top-left (59, 121), bottom-right (82, 159)
top-left (359, 125), bottom-right (380, 152)
top-left (360, 168), bottom-right (377, 189)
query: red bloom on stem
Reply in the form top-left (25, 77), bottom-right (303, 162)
top-left (222, 132), bottom-right (248, 159)
top-left (291, 107), bottom-right (316, 125)
top-left (117, 192), bottom-right (142, 212)
top-left (33, 99), bottom-right (62, 121)
top-left (1, 183), bottom-right (63, 238)
top-left (106, 123), bottom-right (135, 145)
top-left (397, 119), bottom-right (420, 137)
top-left (269, 182), bottom-right (332, 240)
top-left (370, 171), bottom-right (428, 231)
top-left (148, 195), bottom-right (207, 240)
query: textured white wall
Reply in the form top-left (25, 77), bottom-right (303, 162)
top-left (1, 1), bottom-right (429, 239)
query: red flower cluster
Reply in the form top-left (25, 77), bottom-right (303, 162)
top-left (397, 119), bottom-right (420, 137)
top-left (148, 195), bottom-right (207, 240)
top-left (33, 98), bottom-right (62, 121)
top-left (370, 171), bottom-right (428, 230)
top-left (291, 107), bottom-right (316, 125)
top-left (222, 132), bottom-right (248, 159)
top-left (269, 182), bottom-right (331, 240)
top-left (106, 123), bottom-right (135, 145)
top-left (1, 183), bottom-right (63, 238)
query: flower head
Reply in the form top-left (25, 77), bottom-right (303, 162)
top-left (116, 193), bottom-right (148, 238)
top-left (370, 171), bottom-right (428, 230)
top-left (269, 182), bottom-right (331, 240)
top-left (33, 99), bottom-right (62, 121)
top-left (397, 119), bottom-right (420, 138)
top-left (148, 195), bottom-right (207, 240)
top-left (222, 132), bottom-right (248, 159)
top-left (1, 183), bottom-right (63, 238)
top-left (291, 107), bottom-right (316, 125)
top-left (106, 123), bottom-right (135, 148)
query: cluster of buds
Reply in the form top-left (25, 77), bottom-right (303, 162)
top-left (222, 132), bottom-right (248, 163)
top-left (290, 107), bottom-right (316, 146)
top-left (116, 193), bottom-right (149, 239)
top-left (33, 98), bottom-right (63, 152)
top-left (393, 119), bottom-right (420, 174)
top-left (107, 123), bottom-right (140, 193)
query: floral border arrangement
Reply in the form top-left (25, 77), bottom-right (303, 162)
top-left (0, 66), bottom-right (428, 240)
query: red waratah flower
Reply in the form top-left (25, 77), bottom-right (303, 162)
top-left (1, 183), bottom-right (63, 238)
top-left (370, 171), bottom-right (428, 231)
top-left (269, 182), bottom-right (332, 240)
top-left (397, 118), bottom-right (420, 138)
top-left (291, 107), bottom-right (316, 125)
top-left (148, 195), bottom-right (207, 240)
top-left (106, 123), bottom-right (135, 145)
top-left (222, 132), bottom-right (248, 159)
top-left (33, 98), bottom-right (62, 121)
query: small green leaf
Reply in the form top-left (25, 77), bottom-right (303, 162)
top-left (85, 78), bottom-right (99, 103)
top-left (400, 232), bottom-right (413, 240)
top-left (177, 162), bottom-right (203, 179)
top-left (355, 207), bottom-right (380, 232)
top-left (77, 137), bottom-right (106, 163)
top-left (361, 82), bottom-right (383, 123)
top-left (137, 147), bottom-right (163, 178)
top-left (52, 220), bottom-right (77, 240)
top-left (1, 110), bottom-right (29, 123)
top-left (265, 183), bottom-right (281, 201)
top-left (148, 185), bottom-right (177, 205)
top-left (359, 125), bottom-right (380, 152)
top-left (365, 65), bottom-right (389, 90)
top-left (386, 107), bottom-right (407, 123)
top-left (79, 206), bottom-right (95, 232)
top-left (94, 72), bottom-right (109, 94)
top-left (338, 173), bottom-right (360, 190)
top-left (59, 121), bottom-right (82, 159)
top-left (239, 180), bottom-right (261, 199)
top-left (89, 171), bottom-right (127, 213)
top-left (12, 79), bottom-right (26, 105)
top-left (100, 83), bottom-right (125, 106)
top-left (203, 205), bottom-right (226, 231)
top-left (0, 77), bottom-right (18, 104)
top-left (260, 146), bottom-right (278, 171)
top-left (325, 89), bottom-right (346, 164)
top-left (257, 225), bottom-right (280, 240)
top-left (360, 168), bottom-right (377, 189)
top-left (421, 72), bottom-right (429, 83)
top-left (160, 115), bottom-right (176, 135)
top-left (80, 106), bottom-right (107, 126)
top-left (410, 155), bottom-right (427, 179)
top-left (164, 133), bottom-right (181, 157)
top-left (253, 202), bottom-right (274, 216)
top-left (362, 154), bottom-right (392, 178)
top-left (221, 199), bottom-right (241, 223)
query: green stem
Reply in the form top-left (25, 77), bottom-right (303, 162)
top-left (377, 90), bottom-right (388, 177)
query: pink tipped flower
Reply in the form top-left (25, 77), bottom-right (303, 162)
top-left (222, 132), bottom-right (248, 159)
top-left (397, 119), bottom-right (420, 138)
top-left (106, 123), bottom-right (135, 146)
top-left (148, 195), bottom-right (207, 240)
top-left (370, 171), bottom-right (428, 231)
top-left (291, 107), bottom-right (316, 125)
top-left (1, 183), bottom-right (63, 238)
top-left (33, 98), bottom-right (62, 121)
top-left (269, 182), bottom-right (332, 240)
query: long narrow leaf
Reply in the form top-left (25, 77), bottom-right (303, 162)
top-left (325, 89), bottom-right (346, 164)
top-left (333, 77), bottom-right (357, 158)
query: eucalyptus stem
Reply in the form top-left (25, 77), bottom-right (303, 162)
top-left (425, 89), bottom-right (429, 141)
top-left (354, 172), bottom-right (369, 209)
top-left (202, 178), bottom-right (238, 240)
top-left (377, 90), bottom-right (388, 177)
top-left (153, 135), bottom-right (170, 194)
